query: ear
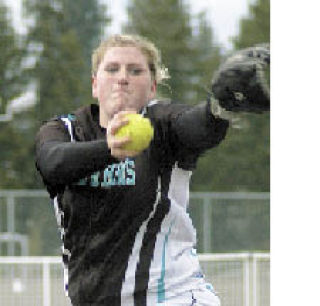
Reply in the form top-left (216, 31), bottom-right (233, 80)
top-left (92, 75), bottom-right (98, 98)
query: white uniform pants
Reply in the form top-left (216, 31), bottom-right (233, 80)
top-left (156, 283), bottom-right (221, 306)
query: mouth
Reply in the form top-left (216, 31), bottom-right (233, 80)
top-left (112, 91), bottom-right (130, 100)
top-left (111, 90), bottom-right (129, 99)
top-left (113, 87), bottom-right (130, 93)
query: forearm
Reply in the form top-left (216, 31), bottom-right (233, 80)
top-left (172, 101), bottom-right (229, 151)
top-left (36, 140), bottom-right (111, 185)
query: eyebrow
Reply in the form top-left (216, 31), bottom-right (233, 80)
top-left (104, 62), bottom-right (147, 68)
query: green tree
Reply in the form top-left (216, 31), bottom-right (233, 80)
top-left (0, 0), bottom-right (111, 255)
top-left (191, 12), bottom-right (222, 104)
top-left (22, 0), bottom-right (110, 190)
top-left (232, 0), bottom-right (270, 49)
top-left (23, 0), bottom-right (109, 122)
top-left (125, 0), bottom-right (197, 104)
top-left (191, 0), bottom-right (270, 191)
top-left (62, 0), bottom-right (109, 68)
top-left (24, 0), bottom-right (89, 121)
top-left (0, 1), bottom-right (29, 189)
top-left (191, 112), bottom-right (270, 191)
top-left (0, 0), bottom-right (110, 189)
top-left (0, 1), bottom-right (25, 115)
top-left (61, 0), bottom-right (109, 97)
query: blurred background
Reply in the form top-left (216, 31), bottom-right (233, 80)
top-left (0, 0), bottom-right (270, 305)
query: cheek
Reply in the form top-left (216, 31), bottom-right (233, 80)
top-left (138, 78), bottom-right (154, 94)
top-left (97, 77), bottom-right (113, 97)
top-left (145, 82), bottom-right (156, 100)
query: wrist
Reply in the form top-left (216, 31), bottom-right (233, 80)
top-left (210, 97), bottom-right (223, 117)
top-left (209, 97), bottom-right (244, 129)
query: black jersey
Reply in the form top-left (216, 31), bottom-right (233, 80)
top-left (35, 101), bottom-right (228, 305)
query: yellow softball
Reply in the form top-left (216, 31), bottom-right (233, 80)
top-left (115, 113), bottom-right (154, 152)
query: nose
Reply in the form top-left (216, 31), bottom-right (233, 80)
top-left (117, 66), bottom-right (129, 85)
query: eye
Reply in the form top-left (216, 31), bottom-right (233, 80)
top-left (128, 66), bottom-right (145, 76)
top-left (105, 64), bottom-right (119, 73)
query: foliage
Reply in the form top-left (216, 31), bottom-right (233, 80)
top-left (125, 0), bottom-right (218, 104)
top-left (62, 0), bottom-right (109, 63)
top-left (0, 0), bottom-right (110, 192)
top-left (24, 0), bottom-right (90, 121)
top-left (192, 0), bottom-right (270, 191)
top-left (232, 0), bottom-right (270, 49)
top-left (61, 0), bottom-right (109, 86)
top-left (122, 0), bottom-right (270, 192)
top-left (191, 12), bottom-right (222, 104)
top-left (0, 0), bottom-right (270, 193)
top-left (0, 0), bottom-right (110, 255)
top-left (0, 1), bottom-right (30, 188)
top-left (0, 2), bottom-right (26, 114)
top-left (192, 113), bottom-right (270, 191)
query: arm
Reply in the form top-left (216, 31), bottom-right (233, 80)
top-left (170, 44), bottom-right (270, 153)
top-left (170, 100), bottom-right (229, 153)
top-left (35, 119), bottom-right (111, 187)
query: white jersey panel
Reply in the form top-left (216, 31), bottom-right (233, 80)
top-left (121, 177), bottom-right (162, 306)
top-left (146, 166), bottom-right (205, 305)
top-left (168, 165), bottom-right (192, 209)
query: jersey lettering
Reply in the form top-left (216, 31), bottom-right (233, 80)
top-left (74, 158), bottom-right (135, 188)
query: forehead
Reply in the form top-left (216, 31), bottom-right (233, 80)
top-left (101, 46), bottom-right (149, 66)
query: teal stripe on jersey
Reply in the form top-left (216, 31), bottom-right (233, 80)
top-left (157, 222), bottom-right (174, 303)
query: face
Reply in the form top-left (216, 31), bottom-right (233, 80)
top-left (92, 46), bottom-right (156, 125)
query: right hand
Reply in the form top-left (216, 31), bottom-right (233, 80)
top-left (106, 110), bottom-right (139, 159)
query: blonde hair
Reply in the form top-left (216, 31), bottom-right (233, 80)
top-left (91, 34), bottom-right (170, 84)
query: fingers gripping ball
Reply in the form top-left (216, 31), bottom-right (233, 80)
top-left (115, 114), bottom-right (154, 152)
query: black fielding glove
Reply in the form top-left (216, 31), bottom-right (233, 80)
top-left (211, 44), bottom-right (270, 113)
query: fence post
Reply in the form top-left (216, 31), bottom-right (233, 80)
top-left (244, 255), bottom-right (250, 306)
top-left (202, 197), bottom-right (212, 252)
top-left (43, 260), bottom-right (51, 306)
top-left (7, 195), bottom-right (15, 256)
top-left (252, 255), bottom-right (257, 306)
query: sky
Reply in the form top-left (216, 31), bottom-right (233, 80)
top-left (103, 0), bottom-right (253, 50)
top-left (5, 0), bottom-right (254, 50)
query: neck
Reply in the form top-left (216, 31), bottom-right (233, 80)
top-left (99, 109), bottom-right (108, 128)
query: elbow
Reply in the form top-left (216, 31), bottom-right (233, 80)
top-left (41, 159), bottom-right (65, 184)
top-left (36, 144), bottom-right (66, 185)
top-left (37, 156), bottom-right (64, 185)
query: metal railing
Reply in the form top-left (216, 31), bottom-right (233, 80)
top-left (190, 192), bottom-right (270, 253)
top-left (0, 190), bottom-right (270, 305)
top-left (0, 253), bottom-right (270, 306)
top-left (0, 190), bottom-right (270, 255)
top-left (199, 253), bottom-right (270, 306)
